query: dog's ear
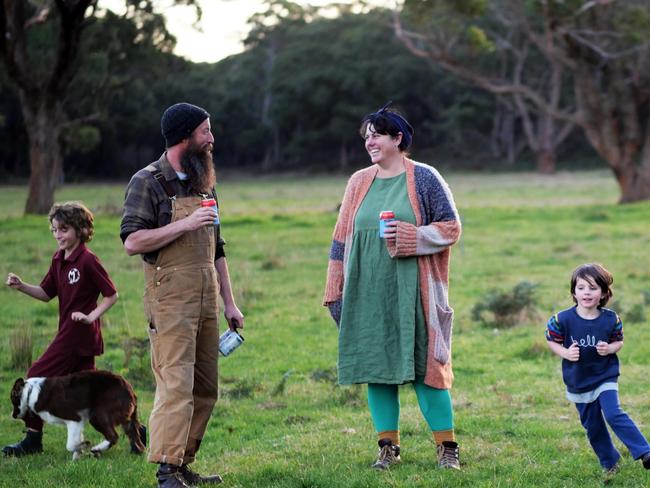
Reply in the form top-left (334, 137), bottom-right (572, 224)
top-left (13, 378), bottom-right (25, 389)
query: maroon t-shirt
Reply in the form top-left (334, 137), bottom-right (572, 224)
top-left (39, 243), bottom-right (117, 356)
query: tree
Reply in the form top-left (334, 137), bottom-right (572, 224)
top-left (394, 0), bottom-right (577, 174)
top-left (235, 2), bottom-right (449, 171)
top-left (394, 0), bottom-right (650, 202)
top-left (560, 0), bottom-right (650, 202)
top-left (0, 0), bottom-right (198, 214)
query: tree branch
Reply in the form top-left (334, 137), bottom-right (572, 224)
top-left (393, 12), bottom-right (583, 126)
top-left (48, 0), bottom-right (96, 98)
top-left (0, 0), bottom-right (35, 94)
top-left (25, 2), bottom-right (53, 28)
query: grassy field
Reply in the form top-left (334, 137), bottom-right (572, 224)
top-left (0, 170), bottom-right (649, 487)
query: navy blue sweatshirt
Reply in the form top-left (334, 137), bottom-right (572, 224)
top-left (546, 307), bottom-right (623, 394)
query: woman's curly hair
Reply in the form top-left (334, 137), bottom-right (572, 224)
top-left (48, 201), bottom-right (95, 243)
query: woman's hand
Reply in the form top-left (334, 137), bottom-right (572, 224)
top-left (383, 220), bottom-right (398, 240)
top-left (326, 299), bottom-right (342, 328)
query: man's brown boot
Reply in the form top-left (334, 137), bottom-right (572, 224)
top-left (179, 464), bottom-right (223, 485)
top-left (156, 464), bottom-right (192, 488)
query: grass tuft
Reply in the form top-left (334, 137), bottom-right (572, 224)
top-left (9, 326), bottom-right (33, 371)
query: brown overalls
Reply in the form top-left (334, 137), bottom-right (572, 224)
top-left (144, 195), bottom-right (220, 466)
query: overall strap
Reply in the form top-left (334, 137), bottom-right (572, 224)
top-left (149, 167), bottom-right (176, 199)
top-left (211, 188), bottom-right (219, 209)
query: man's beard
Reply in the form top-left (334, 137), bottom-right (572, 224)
top-left (180, 141), bottom-right (216, 193)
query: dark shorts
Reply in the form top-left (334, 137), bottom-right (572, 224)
top-left (27, 345), bottom-right (95, 378)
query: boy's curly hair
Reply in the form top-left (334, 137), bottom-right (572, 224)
top-left (48, 201), bottom-right (94, 243)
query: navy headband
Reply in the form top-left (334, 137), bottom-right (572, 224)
top-left (374, 101), bottom-right (413, 149)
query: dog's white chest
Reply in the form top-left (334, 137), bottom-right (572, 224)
top-left (38, 409), bottom-right (90, 425)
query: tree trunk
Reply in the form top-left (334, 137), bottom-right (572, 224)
top-left (21, 94), bottom-right (64, 214)
top-left (535, 149), bottom-right (556, 174)
top-left (615, 166), bottom-right (650, 203)
top-left (573, 61), bottom-right (650, 203)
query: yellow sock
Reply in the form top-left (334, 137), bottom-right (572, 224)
top-left (432, 429), bottom-right (455, 445)
top-left (378, 430), bottom-right (400, 446)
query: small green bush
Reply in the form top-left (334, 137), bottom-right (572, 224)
top-left (625, 303), bottom-right (646, 324)
top-left (471, 281), bottom-right (538, 328)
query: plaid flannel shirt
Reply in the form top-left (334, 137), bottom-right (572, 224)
top-left (120, 153), bottom-right (226, 265)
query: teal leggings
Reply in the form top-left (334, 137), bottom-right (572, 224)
top-left (367, 380), bottom-right (453, 432)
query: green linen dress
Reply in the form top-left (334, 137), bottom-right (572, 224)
top-left (338, 172), bottom-right (428, 385)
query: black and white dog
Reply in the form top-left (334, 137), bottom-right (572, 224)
top-left (10, 370), bottom-right (145, 460)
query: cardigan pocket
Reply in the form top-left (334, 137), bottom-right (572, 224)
top-left (434, 304), bottom-right (454, 363)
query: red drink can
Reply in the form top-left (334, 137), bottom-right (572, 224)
top-left (201, 197), bottom-right (219, 225)
top-left (379, 210), bottom-right (395, 238)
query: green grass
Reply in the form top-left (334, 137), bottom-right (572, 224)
top-left (1, 170), bottom-right (650, 487)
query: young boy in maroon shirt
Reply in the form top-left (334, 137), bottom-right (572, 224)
top-left (3, 201), bottom-right (119, 457)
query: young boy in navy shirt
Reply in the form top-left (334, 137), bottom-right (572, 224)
top-left (3, 201), bottom-right (118, 457)
top-left (546, 263), bottom-right (650, 476)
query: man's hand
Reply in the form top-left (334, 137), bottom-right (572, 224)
top-left (564, 342), bottom-right (580, 362)
top-left (185, 207), bottom-right (218, 231)
top-left (225, 305), bottom-right (244, 332)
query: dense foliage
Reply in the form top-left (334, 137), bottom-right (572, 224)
top-left (2, 1), bottom-right (581, 182)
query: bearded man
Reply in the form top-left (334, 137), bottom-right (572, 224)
top-left (121, 102), bottom-right (244, 488)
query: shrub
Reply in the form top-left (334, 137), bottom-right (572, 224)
top-left (471, 281), bottom-right (538, 328)
top-left (624, 303), bottom-right (646, 324)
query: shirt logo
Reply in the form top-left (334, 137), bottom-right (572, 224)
top-left (68, 268), bottom-right (80, 285)
top-left (570, 334), bottom-right (597, 348)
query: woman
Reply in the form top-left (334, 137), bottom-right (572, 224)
top-left (323, 103), bottom-right (462, 470)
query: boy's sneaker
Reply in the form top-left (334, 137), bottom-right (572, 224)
top-left (372, 439), bottom-right (401, 470)
top-left (603, 463), bottom-right (619, 484)
top-left (2, 430), bottom-right (43, 457)
top-left (437, 441), bottom-right (460, 470)
top-left (642, 452), bottom-right (650, 469)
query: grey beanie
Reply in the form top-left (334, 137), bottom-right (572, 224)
top-left (161, 102), bottom-right (210, 147)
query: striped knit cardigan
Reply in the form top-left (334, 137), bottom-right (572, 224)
top-left (323, 158), bottom-right (461, 389)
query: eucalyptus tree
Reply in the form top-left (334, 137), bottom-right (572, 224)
top-left (395, 0), bottom-right (650, 202)
top-left (0, 0), bottom-right (198, 214)
top-left (395, 0), bottom-right (577, 174)
top-left (561, 0), bottom-right (650, 202)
